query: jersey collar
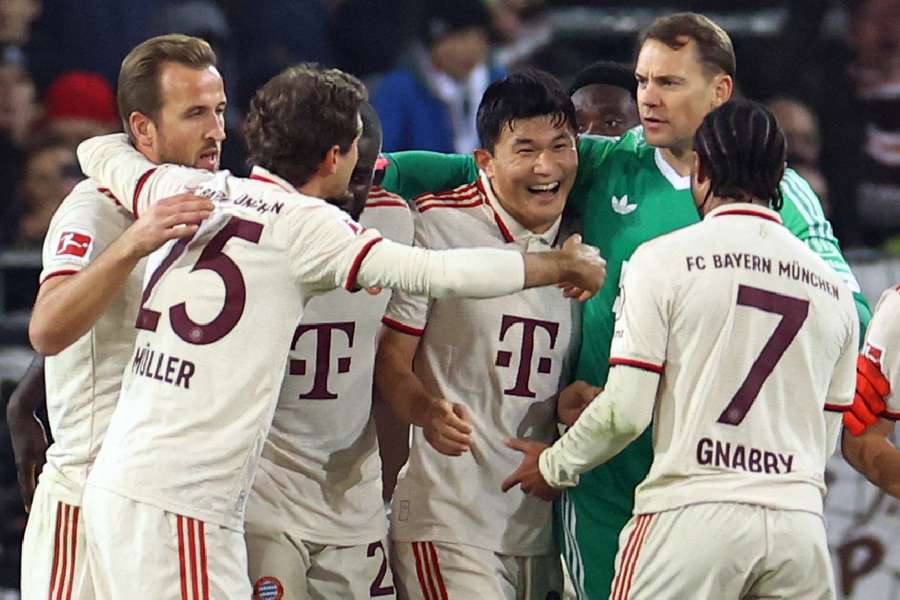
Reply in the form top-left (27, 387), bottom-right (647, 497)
top-left (653, 149), bottom-right (691, 190)
top-left (705, 203), bottom-right (783, 224)
top-left (249, 166), bottom-right (296, 193)
top-left (478, 170), bottom-right (562, 247)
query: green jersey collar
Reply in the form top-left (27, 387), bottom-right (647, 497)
top-left (653, 149), bottom-right (690, 191)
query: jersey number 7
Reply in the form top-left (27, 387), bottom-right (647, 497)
top-left (717, 285), bottom-right (810, 426)
top-left (136, 216), bottom-right (264, 344)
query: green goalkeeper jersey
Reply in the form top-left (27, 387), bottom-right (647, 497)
top-left (382, 127), bottom-right (871, 599)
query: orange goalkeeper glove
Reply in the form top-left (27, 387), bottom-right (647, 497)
top-left (843, 354), bottom-right (891, 436)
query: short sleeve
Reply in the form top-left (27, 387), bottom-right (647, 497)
top-left (608, 246), bottom-right (669, 374)
top-left (381, 210), bottom-right (433, 336)
top-left (824, 301), bottom-right (860, 412)
top-left (284, 203), bottom-right (385, 294)
top-left (40, 186), bottom-right (129, 284)
top-left (863, 289), bottom-right (900, 418)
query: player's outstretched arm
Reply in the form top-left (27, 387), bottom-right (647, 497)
top-left (375, 327), bottom-right (473, 456)
top-left (352, 233), bottom-right (605, 300)
top-left (29, 193), bottom-right (213, 355)
top-left (5, 355), bottom-right (47, 512)
top-left (380, 151), bottom-right (478, 201)
top-left (842, 420), bottom-right (900, 500)
top-left (504, 365), bottom-right (657, 499)
top-left (77, 134), bottom-right (206, 217)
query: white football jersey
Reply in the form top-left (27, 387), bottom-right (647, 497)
top-left (611, 203), bottom-right (858, 517)
top-left (385, 175), bottom-right (579, 555)
top-left (247, 187), bottom-right (414, 545)
top-left (82, 144), bottom-right (408, 531)
top-left (78, 135), bottom-right (525, 532)
top-left (862, 286), bottom-right (900, 418)
top-left (39, 180), bottom-right (144, 505)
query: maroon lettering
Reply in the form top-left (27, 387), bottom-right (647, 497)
top-left (176, 360), bottom-right (195, 389)
top-left (367, 541), bottom-right (395, 597)
top-left (717, 286), bottom-right (809, 426)
top-left (495, 314), bottom-right (560, 398)
top-left (165, 355), bottom-right (178, 383)
top-left (763, 451), bottom-right (778, 474)
top-left (289, 322), bottom-right (356, 400)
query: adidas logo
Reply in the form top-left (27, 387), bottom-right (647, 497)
top-left (611, 194), bottom-right (637, 215)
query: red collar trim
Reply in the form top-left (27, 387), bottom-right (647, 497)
top-left (478, 178), bottom-right (515, 243)
top-left (711, 207), bottom-right (782, 224)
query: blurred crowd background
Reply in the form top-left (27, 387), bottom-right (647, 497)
top-left (0, 0), bottom-right (898, 596)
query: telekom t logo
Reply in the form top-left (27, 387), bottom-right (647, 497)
top-left (289, 322), bottom-right (355, 400)
top-left (495, 314), bottom-right (559, 397)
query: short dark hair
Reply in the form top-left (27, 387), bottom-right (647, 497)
top-left (476, 68), bottom-right (577, 152)
top-left (638, 13), bottom-right (735, 78)
top-left (118, 34), bottom-right (218, 140)
top-left (694, 99), bottom-right (786, 210)
top-left (244, 64), bottom-right (367, 187)
top-left (568, 61), bottom-right (636, 97)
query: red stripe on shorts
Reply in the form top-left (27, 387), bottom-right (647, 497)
top-left (188, 518), bottom-right (200, 600)
top-left (612, 514), bottom-right (649, 600)
top-left (64, 506), bottom-right (80, 600)
top-left (411, 543), bottom-right (432, 600)
top-left (177, 515), bottom-right (188, 600)
top-left (48, 502), bottom-right (63, 600)
top-left (621, 515), bottom-right (654, 600)
top-left (427, 543), bottom-right (449, 600)
top-left (55, 504), bottom-right (70, 600)
top-left (199, 521), bottom-right (209, 600)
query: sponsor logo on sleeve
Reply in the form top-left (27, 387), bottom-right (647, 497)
top-left (55, 231), bottom-right (93, 259)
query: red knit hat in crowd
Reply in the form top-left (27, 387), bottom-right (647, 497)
top-left (43, 71), bottom-right (118, 124)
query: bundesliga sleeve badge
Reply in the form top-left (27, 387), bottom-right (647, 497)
top-left (55, 230), bottom-right (94, 260)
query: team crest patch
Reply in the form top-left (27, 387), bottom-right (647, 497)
top-left (254, 576), bottom-right (284, 600)
top-left (55, 230), bottom-right (93, 259)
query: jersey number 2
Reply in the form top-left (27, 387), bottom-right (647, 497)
top-left (717, 285), bottom-right (809, 426)
top-left (136, 217), bottom-right (264, 345)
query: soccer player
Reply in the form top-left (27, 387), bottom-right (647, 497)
top-left (75, 64), bottom-right (605, 598)
top-left (374, 13), bottom-right (870, 598)
top-left (375, 69), bottom-right (578, 600)
top-left (13, 34), bottom-right (223, 599)
top-left (504, 99), bottom-right (858, 599)
top-left (244, 102), bottom-right (412, 599)
top-left (840, 286), bottom-right (900, 499)
top-left (568, 61), bottom-right (638, 136)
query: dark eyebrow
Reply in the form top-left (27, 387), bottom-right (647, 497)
top-left (512, 138), bottom-right (535, 146)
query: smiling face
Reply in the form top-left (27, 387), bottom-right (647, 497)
top-left (149, 62), bottom-right (227, 170)
top-left (475, 114), bottom-right (577, 234)
top-left (635, 38), bottom-right (730, 155)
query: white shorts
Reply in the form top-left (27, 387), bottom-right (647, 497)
top-left (21, 480), bottom-right (92, 599)
top-left (81, 485), bottom-right (250, 599)
top-left (391, 540), bottom-right (562, 600)
top-left (610, 503), bottom-right (835, 600)
top-left (245, 526), bottom-right (396, 600)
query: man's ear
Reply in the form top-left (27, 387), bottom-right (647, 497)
top-left (318, 145), bottom-right (340, 177)
top-left (712, 74), bottom-right (733, 108)
top-left (474, 148), bottom-right (493, 176)
top-left (129, 112), bottom-right (155, 150)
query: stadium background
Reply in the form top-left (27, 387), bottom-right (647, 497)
top-left (0, 0), bottom-right (898, 597)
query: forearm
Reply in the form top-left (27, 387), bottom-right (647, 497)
top-left (842, 422), bottom-right (900, 499)
top-left (540, 367), bottom-right (658, 488)
top-left (77, 134), bottom-right (158, 215)
top-left (374, 348), bottom-right (438, 427)
top-left (6, 356), bottom-right (45, 418)
top-left (357, 241), bottom-right (525, 298)
top-left (30, 239), bottom-right (142, 355)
